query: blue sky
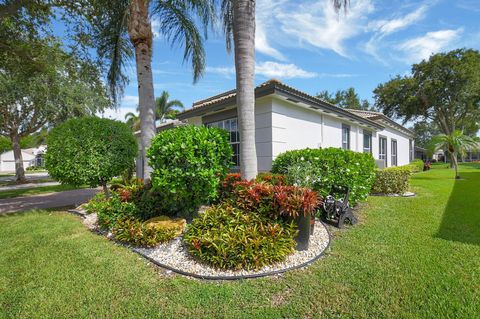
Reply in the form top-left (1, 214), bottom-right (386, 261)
top-left (99, 0), bottom-right (480, 121)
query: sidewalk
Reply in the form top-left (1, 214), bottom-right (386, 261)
top-left (0, 188), bottom-right (100, 214)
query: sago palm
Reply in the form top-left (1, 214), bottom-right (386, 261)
top-left (220, 0), bottom-right (349, 180)
top-left (90, 0), bottom-right (215, 180)
top-left (430, 130), bottom-right (479, 179)
top-left (155, 90), bottom-right (184, 122)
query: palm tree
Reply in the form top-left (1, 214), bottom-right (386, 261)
top-left (220, 0), bottom-right (349, 180)
top-left (90, 0), bottom-right (215, 180)
top-left (430, 130), bottom-right (479, 179)
top-left (125, 112), bottom-right (140, 131)
top-left (155, 90), bottom-right (184, 122)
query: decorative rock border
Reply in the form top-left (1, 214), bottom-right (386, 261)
top-left (69, 209), bottom-right (331, 280)
top-left (134, 220), bottom-right (331, 280)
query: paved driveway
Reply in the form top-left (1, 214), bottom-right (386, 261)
top-left (0, 188), bottom-right (100, 214)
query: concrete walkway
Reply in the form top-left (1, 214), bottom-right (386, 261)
top-left (0, 181), bottom-right (60, 192)
top-left (0, 188), bottom-right (100, 214)
top-left (0, 172), bottom-right (50, 183)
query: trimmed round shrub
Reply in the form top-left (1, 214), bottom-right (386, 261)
top-left (371, 167), bottom-right (412, 194)
top-left (147, 125), bottom-right (233, 215)
top-left (45, 117), bottom-right (137, 190)
top-left (407, 159), bottom-right (424, 173)
top-left (272, 147), bottom-right (376, 205)
top-left (184, 204), bottom-right (298, 270)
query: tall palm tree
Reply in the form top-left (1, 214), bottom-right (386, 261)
top-left (125, 111), bottom-right (140, 131)
top-left (90, 0), bottom-right (215, 180)
top-left (220, 0), bottom-right (350, 180)
top-left (155, 90), bottom-right (184, 122)
top-left (430, 130), bottom-right (479, 179)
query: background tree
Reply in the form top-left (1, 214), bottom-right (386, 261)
top-left (429, 131), bottom-right (479, 179)
top-left (89, 0), bottom-right (215, 181)
top-left (0, 38), bottom-right (109, 182)
top-left (316, 87), bottom-right (372, 110)
top-left (374, 49), bottom-right (480, 137)
top-left (155, 90), bottom-right (184, 122)
top-left (410, 121), bottom-right (440, 149)
top-left (45, 117), bottom-right (137, 196)
top-left (125, 112), bottom-right (141, 131)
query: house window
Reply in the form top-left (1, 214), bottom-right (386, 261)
top-left (391, 139), bottom-right (398, 166)
top-left (206, 118), bottom-right (240, 167)
top-left (379, 136), bottom-right (387, 167)
top-left (363, 131), bottom-right (372, 153)
top-left (342, 124), bottom-right (350, 150)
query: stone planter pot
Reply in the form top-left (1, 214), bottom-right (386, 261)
top-left (294, 213), bottom-right (311, 251)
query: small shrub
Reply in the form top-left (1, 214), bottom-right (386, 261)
top-left (184, 204), bottom-right (297, 270)
top-left (144, 216), bottom-right (186, 236)
top-left (84, 192), bottom-right (136, 230)
top-left (218, 173), bottom-right (242, 200)
top-left (255, 172), bottom-right (286, 186)
top-left (133, 187), bottom-right (169, 220)
top-left (273, 185), bottom-right (320, 218)
top-left (112, 217), bottom-right (176, 247)
top-left (147, 125), bottom-right (233, 216)
top-left (272, 148), bottom-right (376, 205)
top-left (371, 167), bottom-right (412, 194)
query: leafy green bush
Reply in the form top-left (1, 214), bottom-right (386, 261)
top-left (84, 192), bottom-right (136, 230)
top-left (406, 159), bottom-right (424, 173)
top-left (272, 148), bottom-right (376, 205)
top-left (45, 117), bottom-right (137, 191)
top-left (112, 217), bottom-right (176, 247)
top-left (184, 204), bottom-right (297, 270)
top-left (371, 167), bottom-right (412, 194)
top-left (147, 125), bottom-right (232, 216)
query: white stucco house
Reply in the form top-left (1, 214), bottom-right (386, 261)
top-left (175, 79), bottom-right (415, 172)
top-left (0, 146), bottom-right (46, 172)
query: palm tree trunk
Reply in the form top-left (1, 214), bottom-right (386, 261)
top-left (128, 0), bottom-right (156, 181)
top-left (452, 152), bottom-right (460, 179)
top-left (10, 131), bottom-right (27, 183)
top-left (233, 0), bottom-right (257, 180)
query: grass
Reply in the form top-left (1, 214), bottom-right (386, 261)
top-left (0, 164), bottom-right (479, 318)
top-left (0, 184), bottom-right (83, 199)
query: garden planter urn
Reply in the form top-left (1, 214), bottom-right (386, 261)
top-left (294, 213), bottom-right (311, 251)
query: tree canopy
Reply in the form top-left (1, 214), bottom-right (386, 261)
top-left (316, 87), bottom-right (372, 110)
top-left (374, 49), bottom-right (480, 136)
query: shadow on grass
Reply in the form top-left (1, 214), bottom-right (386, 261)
top-left (436, 172), bottom-right (480, 245)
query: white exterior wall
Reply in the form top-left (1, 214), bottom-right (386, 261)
top-left (372, 126), bottom-right (412, 167)
top-left (0, 150), bottom-right (35, 172)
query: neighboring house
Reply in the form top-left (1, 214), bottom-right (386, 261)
top-left (176, 79), bottom-right (415, 172)
top-left (0, 146), bottom-right (46, 172)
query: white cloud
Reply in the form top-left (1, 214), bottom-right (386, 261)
top-left (364, 4), bottom-right (430, 62)
top-left (120, 95), bottom-right (139, 108)
top-left (207, 62), bottom-right (317, 79)
top-left (151, 18), bottom-right (161, 39)
top-left (255, 0), bottom-right (288, 61)
top-left (255, 61), bottom-right (317, 79)
top-left (98, 106), bottom-right (137, 122)
top-left (275, 0), bottom-right (374, 57)
top-left (397, 28), bottom-right (463, 63)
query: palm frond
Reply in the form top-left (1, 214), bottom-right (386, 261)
top-left (220, 0), bottom-right (233, 52)
top-left (331, 0), bottom-right (350, 13)
top-left (91, 0), bottom-right (133, 105)
top-left (153, 0), bottom-right (215, 82)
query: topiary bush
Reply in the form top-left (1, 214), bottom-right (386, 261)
top-left (45, 117), bottom-right (137, 193)
top-left (371, 166), bottom-right (412, 195)
top-left (272, 148), bottom-right (376, 205)
top-left (147, 125), bottom-right (233, 216)
top-left (184, 204), bottom-right (297, 270)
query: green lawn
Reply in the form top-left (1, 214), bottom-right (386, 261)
top-left (0, 184), bottom-right (83, 199)
top-left (0, 165), bottom-right (479, 318)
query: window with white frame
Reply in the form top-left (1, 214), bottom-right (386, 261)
top-left (342, 124), bottom-right (350, 150)
top-left (391, 139), bottom-right (398, 166)
top-left (363, 131), bottom-right (372, 153)
top-left (379, 136), bottom-right (387, 167)
top-left (206, 118), bottom-right (240, 167)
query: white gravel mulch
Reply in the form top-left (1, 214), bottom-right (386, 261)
top-left (134, 220), bottom-right (330, 279)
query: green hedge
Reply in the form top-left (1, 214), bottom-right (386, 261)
top-left (406, 159), bottom-right (424, 173)
top-left (147, 125), bottom-right (232, 216)
top-left (272, 148), bottom-right (376, 205)
top-left (371, 166), bottom-right (412, 194)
